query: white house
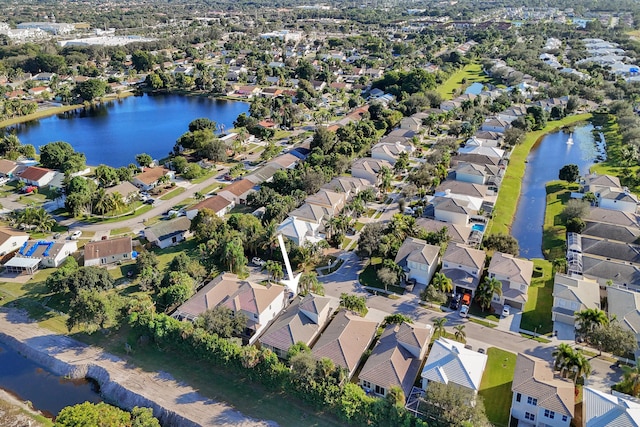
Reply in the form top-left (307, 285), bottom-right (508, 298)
top-left (584, 387), bottom-right (640, 426)
top-left (598, 188), bottom-right (639, 213)
top-left (10, 240), bottom-right (77, 269)
top-left (421, 338), bottom-right (488, 396)
top-left (431, 196), bottom-right (476, 226)
top-left (278, 203), bottom-right (330, 246)
top-left (0, 228), bottom-right (29, 258)
top-left (217, 178), bottom-right (256, 205)
top-left (84, 237), bottom-right (133, 267)
top-left (400, 116), bottom-right (422, 131)
top-left (552, 273), bottom-right (600, 339)
top-left (394, 237), bottom-right (440, 286)
top-left (455, 162), bottom-right (501, 186)
top-left (487, 252), bottom-right (534, 310)
top-left (186, 195), bottom-right (234, 220)
top-left (371, 141), bottom-right (414, 164)
top-left (132, 167), bottom-right (174, 191)
top-left (144, 217), bottom-right (192, 249)
top-left (17, 166), bottom-right (56, 187)
top-left (510, 353), bottom-right (574, 427)
top-left (458, 145), bottom-right (505, 160)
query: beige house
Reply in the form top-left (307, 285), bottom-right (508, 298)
top-left (321, 176), bottom-right (373, 200)
top-left (305, 189), bottom-right (346, 214)
top-left (132, 167), bottom-right (173, 191)
top-left (260, 294), bottom-right (336, 358)
top-left (350, 157), bottom-right (393, 185)
top-left (552, 274), bottom-right (600, 339)
top-left (488, 252), bottom-right (534, 310)
top-left (358, 322), bottom-right (431, 399)
top-left (312, 310), bottom-right (378, 379)
top-left (186, 195), bottom-right (234, 220)
top-left (84, 237), bottom-right (133, 267)
top-left (394, 237), bottom-right (440, 286)
top-left (441, 243), bottom-right (486, 296)
top-left (104, 181), bottom-right (139, 203)
top-left (217, 178), bottom-right (256, 204)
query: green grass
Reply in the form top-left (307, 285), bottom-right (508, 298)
top-left (159, 187), bottom-right (186, 200)
top-left (519, 333), bottom-right (552, 343)
top-left (190, 167), bottom-right (219, 184)
top-left (487, 114), bottom-right (592, 237)
top-left (359, 264), bottom-right (405, 295)
top-left (543, 181), bottom-right (579, 261)
top-left (111, 227), bottom-right (131, 235)
top-left (469, 318), bottom-right (498, 328)
top-left (520, 259), bottom-right (554, 334)
top-left (354, 222), bottom-right (365, 232)
top-left (83, 205), bottom-right (154, 225)
top-left (0, 104), bottom-right (83, 128)
top-left (436, 63), bottom-right (490, 100)
top-left (478, 348), bottom-right (516, 427)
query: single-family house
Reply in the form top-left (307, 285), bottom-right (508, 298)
top-left (311, 310), bottom-right (378, 379)
top-left (457, 145), bottom-right (505, 160)
top-left (581, 255), bottom-right (640, 290)
top-left (480, 118), bottom-right (510, 133)
top-left (452, 153), bottom-right (501, 168)
top-left (510, 353), bottom-right (574, 427)
top-left (455, 162), bottom-right (501, 186)
top-left (370, 141), bottom-right (414, 164)
top-left (598, 188), bottom-right (639, 213)
top-left (278, 203), bottom-right (330, 246)
top-left (104, 181), bottom-right (139, 203)
top-left (144, 217), bottom-right (192, 249)
top-left (11, 240), bottom-right (77, 269)
top-left (606, 286), bottom-right (640, 344)
top-left (217, 179), bottom-right (256, 205)
top-left (18, 166), bottom-right (56, 187)
top-left (359, 322), bottom-right (431, 399)
top-left (321, 176), bottom-right (372, 200)
top-left (552, 273), bottom-right (600, 340)
top-left (400, 116), bottom-right (422, 131)
top-left (173, 272), bottom-right (286, 344)
top-left (416, 218), bottom-right (472, 245)
top-left (394, 237), bottom-right (440, 286)
top-left (0, 228), bottom-right (29, 258)
top-left (245, 163), bottom-right (283, 184)
top-left (350, 158), bottom-right (393, 185)
top-left (421, 338), bottom-right (488, 396)
top-left (581, 220), bottom-right (640, 244)
top-left (498, 105), bottom-right (528, 123)
top-left (305, 189), bottom-right (346, 214)
top-left (0, 159), bottom-right (18, 179)
top-left (260, 294), bottom-right (336, 358)
top-left (441, 243), bottom-right (486, 296)
top-left (584, 173), bottom-right (622, 194)
top-left (436, 180), bottom-right (495, 200)
top-left (84, 237), bottom-right (133, 267)
top-left (132, 167), bottom-right (173, 191)
top-left (586, 207), bottom-right (640, 229)
top-left (584, 387), bottom-right (640, 426)
top-left (186, 195), bottom-right (234, 220)
top-left (234, 85), bottom-right (260, 98)
top-left (431, 196), bottom-right (476, 226)
top-left (487, 252), bottom-right (534, 310)
top-left (269, 153), bottom-right (300, 170)
top-left (28, 86), bottom-right (50, 96)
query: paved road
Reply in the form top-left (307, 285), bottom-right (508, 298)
top-left (319, 251), bottom-right (623, 392)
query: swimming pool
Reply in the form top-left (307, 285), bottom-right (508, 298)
top-left (472, 224), bottom-right (485, 232)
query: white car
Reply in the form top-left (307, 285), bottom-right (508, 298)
top-left (70, 230), bottom-right (82, 240)
top-left (502, 305), bottom-right (511, 317)
top-left (252, 257), bottom-right (266, 266)
top-left (459, 305), bottom-right (469, 318)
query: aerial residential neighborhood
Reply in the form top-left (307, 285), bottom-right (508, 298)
top-left (2, 0), bottom-right (640, 426)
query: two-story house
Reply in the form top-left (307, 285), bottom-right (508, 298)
top-left (278, 203), bottom-right (331, 246)
top-left (584, 387), bottom-right (640, 426)
top-left (350, 158), bottom-right (393, 185)
top-left (370, 141), bottom-right (415, 164)
top-left (552, 273), bottom-right (600, 340)
top-left (510, 353), bottom-right (574, 427)
top-left (487, 252), bottom-right (534, 310)
top-left (455, 162), bottom-right (501, 186)
top-left (394, 237), bottom-right (440, 286)
top-left (441, 243), bottom-right (486, 296)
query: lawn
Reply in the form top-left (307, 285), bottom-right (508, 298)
top-left (487, 114), bottom-right (592, 237)
top-left (436, 63), bottom-right (490, 100)
top-left (543, 181), bottom-right (579, 261)
top-left (190, 167), bottom-right (219, 184)
top-left (111, 227), bottom-right (131, 235)
top-left (359, 263), bottom-right (405, 295)
top-left (478, 347), bottom-right (516, 427)
top-left (520, 259), bottom-right (554, 334)
top-left (159, 187), bottom-right (186, 200)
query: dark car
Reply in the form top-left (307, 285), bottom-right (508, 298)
top-left (144, 198), bottom-right (155, 205)
top-left (449, 294), bottom-right (461, 310)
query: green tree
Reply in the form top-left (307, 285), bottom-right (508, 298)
top-left (264, 260), bottom-right (284, 282)
top-left (339, 293), bottom-right (368, 317)
top-left (421, 382), bottom-right (491, 427)
top-left (482, 234), bottom-right (519, 256)
top-left (135, 153), bottom-right (153, 167)
top-left (66, 289), bottom-right (118, 332)
top-left (190, 208), bottom-right (224, 242)
top-left (131, 50), bottom-right (154, 71)
top-left (223, 238), bottom-right (247, 274)
top-left (619, 363), bottom-right (640, 397)
top-left (588, 321), bottom-right (638, 357)
top-left (433, 317), bottom-right (447, 338)
top-left (55, 402), bottom-right (160, 427)
top-left (299, 272), bottom-right (324, 296)
top-left (172, 156), bottom-right (188, 174)
top-left (454, 324), bottom-right (466, 342)
top-left (383, 314), bottom-right (413, 326)
top-left (431, 272), bottom-right (453, 293)
top-left (575, 308), bottom-right (609, 335)
top-left (559, 164), bottom-right (580, 182)
top-left (475, 276), bottom-right (502, 311)
top-left (196, 305), bottom-right (248, 338)
top-left (74, 79), bottom-right (108, 101)
top-left (95, 164), bottom-right (119, 187)
top-left (39, 141), bottom-right (86, 173)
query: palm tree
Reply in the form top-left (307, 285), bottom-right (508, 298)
top-left (223, 238), bottom-right (246, 274)
top-left (575, 308), bottom-right (609, 335)
top-left (569, 352), bottom-right (591, 384)
top-left (378, 166), bottom-right (393, 194)
top-left (109, 192), bottom-right (125, 214)
top-left (261, 221), bottom-right (279, 256)
top-left (454, 324), bottom-right (466, 342)
top-left (32, 208), bottom-right (56, 232)
top-left (264, 260), bottom-right (284, 282)
top-left (299, 272), bottom-right (324, 296)
top-left (552, 343), bottom-right (574, 374)
top-left (92, 188), bottom-right (111, 215)
top-left (620, 362), bottom-right (640, 397)
top-left (433, 317), bottom-right (447, 338)
top-left (194, 191), bottom-right (205, 202)
top-left (431, 272), bottom-right (453, 293)
top-left (475, 276), bottom-right (502, 311)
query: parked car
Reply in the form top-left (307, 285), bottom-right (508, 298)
top-left (477, 348), bottom-right (486, 354)
top-left (459, 305), bottom-right (469, 318)
top-left (144, 198), bottom-right (155, 205)
top-left (70, 230), bottom-right (82, 240)
top-left (449, 294), bottom-right (461, 310)
top-left (461, 293), bottom-right (471, 306)
top-left (502, 305), bottom-right (511, 317)
top-left (252, 257), bottom-right (266, 267)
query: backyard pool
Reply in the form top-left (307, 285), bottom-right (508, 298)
top-left (472, 224), bottom-right (486, 232)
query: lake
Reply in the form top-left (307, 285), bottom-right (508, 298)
top-left (510, 124), bottom-right (600, 259)
top-left (6, 94), bottom-right (249, 167)
top-left (0, 343), bottom-right (101, 417)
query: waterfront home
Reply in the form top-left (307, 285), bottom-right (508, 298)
top-left (487, 252), bottom-right (533, 310)
top-left (84, 237), bottom-right (133, 267)
top-left (131, 167), bottom-right (173, 192)
top-left (441, 243), bottom-right (486, 296)
top-left (436, 181), bottom-right (495, 200)
top-left (186, 195), bottom-right (234, 220)
top-left (584, 387), bottom-right (640, 426)
top-left (260, 294), bottom-right (336, 358)
top-left (416, 218), bottom-right (472, 245)
top-left (394, 237), bottom-right (440, 286)
top-left (0, 159), bottom-right (18, 179)
top-left (552, 273), bottom-right (600, 339)
top-left (510, 353), bottom-right (574, 427)
top-left (454, 162), bottom-right (501, 186)
top-left (431, 196), bottom-right (476, 226)
top-left (421, 338), bottom-right (488, 397)
top-left (173, 272), bottom-right (286, 344)
top-left (144, 217), bottom-right (192, 249)
top-left (457, 145), bottom-right (505, 160)
top-left (311, 310), bottom-right (378, 379)
top-left (0, 228), bottom-right (29, 258)
top-left (359, 322), bottom-right (431, 399)
top-left (17, 166), bottom-right (56, 187)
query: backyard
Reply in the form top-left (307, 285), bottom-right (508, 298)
top-left (520, 259), bottom-right (554, 334)
top-left (436, 63), bottom-right (491, 100)
top-left (543, 181), bottom-right (578, 261)
top-left (478, 347), bottom-right (516, 427)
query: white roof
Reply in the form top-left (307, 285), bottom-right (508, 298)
top-left (4, 257), bottom-right (40, 268)
top-left (585, 387), bottom-right (640, 427)
top-left (458, 145), bottom-right (505, 159)
top-left (421, 338), bottom-right (487, 391)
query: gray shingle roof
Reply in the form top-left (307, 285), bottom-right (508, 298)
top-left (394, 237), bottom-right (440, 269)
top-left (443, 243), bottom-right (486, 270)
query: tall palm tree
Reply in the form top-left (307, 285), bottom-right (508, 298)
top-left (378, 166), bottom-right (393, 194)
top-left (569, 352), bottom-right (591, 384)
top-left (433, 317), bottom-right (447, 338)
top-left (475, 276), bottom-right (502, 311)
top-left (92, 188), bottom-right (111, 215)
top-left (575, 308), bottom-right (609, 335)
top-left (32, 208), bottom-right (56, 232)
top-left (261, 221), bottom-right (279, 256)
top-left (299, 272), bottom-right (324, 296)
top-left (552, 343), bottom-right (575, 374)
top-left (431, 272), bottom-right (453, 293)
top-left (454, 324), bottom-right (466, 342)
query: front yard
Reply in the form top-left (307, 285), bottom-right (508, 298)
top-left (520, 259), bottom-right (554, 334)
top-left (478, 347), bottom-right (516, 427)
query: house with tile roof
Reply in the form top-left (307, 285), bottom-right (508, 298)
top-left (510, 353), bottom-right (574, 427)
top-left (488, 252), bottom-right (534, 310)
top-left (421, 338), bottom-right (488, 396)
top-left (84, 237), bottom-right (133, 267)
top-left (606, 286), bottom-right (640, 345)
top-left (104, 181), bottom-right (139, 203)
top-left (416, 218), bottom-right (472, 245)
top-left (394, 237), bottom-right (440, 286)
top-left (359, 322), bottom-right (431, 399)
top-left (552, 274), bottom-right (600, 339)
top-left (311, 310), bottom-right (378, 379)
top-left (321, 176), bottom-right (373, 200)
top-left (217, 178), bottom-right (256, 204)
top-left (278, 202), bottom-right (331, 246)
top-left (17, 166), bottom-right (55, 187)
top-left (584, 387), bottom-right (640, 426)
top-left (144, 217), bottom-right (192, 249)
top-left (305, 189), bottom-right (346, 214)
top-left (350, 157), bottom-right (393, 185)
top-left (131, 167), bottom-right (173, 191)
top-left (0, 159), bottom-right (18, 178)
top-left (186, 195), bottom-right (234, 219)
top-left (173, 272), bottom-right (286, 344)
top-left (441, 243), bottom-right (486, 296)
top-left (260, 294), bottom-right (336, 358)
top-left (454, 162), bottom-right (502, 186)
top-left (0, 227), bottom-right (29, 258)
top-left (371, 141), bottom-right (414, 164)
top-left (431, 196), bottom-right (477, 226)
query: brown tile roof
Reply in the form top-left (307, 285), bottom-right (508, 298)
top-left (312, 310), bottom-right (378, 377)
top-left (84, 237), bottom-right (132, 261)
top-left (18, 166), bottom-right (53, 182)
top-left (0, 227), bottom-right (27, 246)
top-left (104, 181), bottom-right (139, 197)
top-left (488, 252), bottom-right (533, 286)
top-left (134, 167), bottom-right (170, 185)
top-left (191, 195), bottom-right (233, 213)
top-left (220, 179), bottom-right (255, 197)
top-left (512, 353), bottom-right (574, 417)
top-left (0, 159), bottom-right (18, 175)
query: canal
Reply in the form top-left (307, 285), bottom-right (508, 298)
top-left (0, 343), bottom-right (101, 418)
top-left (6, 94), bottom-right (249, 167)
top-left (511, 124), bottom-right (600, 259)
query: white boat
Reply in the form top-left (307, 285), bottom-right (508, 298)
top-left (566, 133), bottom-right (574, 145)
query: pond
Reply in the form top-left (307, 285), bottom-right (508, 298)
top-left (0, 343), bottom-right (101, 417)
top-left (510, 124), bottom-right (600, 259)
top-left (464, 82), bottom-right (485, 95)
top-left (6, 94), bottom-right (249, 167)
